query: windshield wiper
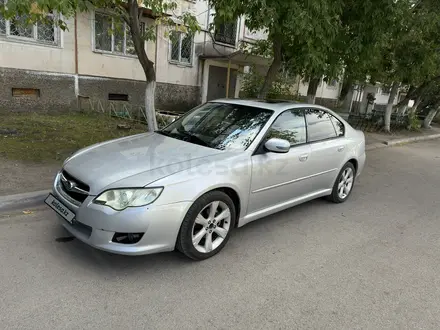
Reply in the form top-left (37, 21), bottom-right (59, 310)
top-left (156, 129), bottom-right (211, 148)
top-left (176, 127), bottom-right (211, 148)
top-left (155, 130), bottom-right (171, 137)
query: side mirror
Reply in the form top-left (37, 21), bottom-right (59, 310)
top-left (264, 138), bottom-right (290, 153)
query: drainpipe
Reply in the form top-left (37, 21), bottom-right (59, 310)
top-left (74, 12), bottom-right (79, 107)
top-left (226, 59), bottom-right (231, 98)
top-left (155, 24), bottom-right (159, 75)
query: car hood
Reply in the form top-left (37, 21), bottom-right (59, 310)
top-left (63, 133), bottom-right (223, 194)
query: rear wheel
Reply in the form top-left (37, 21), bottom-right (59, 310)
top-left (177, 191), bottom-right (236, 260)
top-left (327, 162), bottom-right (356, 203)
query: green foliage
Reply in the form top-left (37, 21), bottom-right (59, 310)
top-left (1, 0), bottom-right (200, 42)
top-left (407, 111), bottom-right (421, 131)
top-left (209, 0), bottom-right (343, 96)
top-left (240, 67), bottom-right (296, 100)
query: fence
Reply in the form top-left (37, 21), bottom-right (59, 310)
top-left (347, 110), bottom-right (409, 131)
top-left (78, 97), bottom-right (179, 129)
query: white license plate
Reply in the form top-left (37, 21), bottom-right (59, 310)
top-left (45, 194), bottom-right (75, 223)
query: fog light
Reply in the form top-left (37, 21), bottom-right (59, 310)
top-left (112, 232), bottom-right (144, 244)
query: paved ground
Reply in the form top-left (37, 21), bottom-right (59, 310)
top-left (1, 140), bottom-right (440, 329)
top-left (0, 159), bottom-right (59, 196)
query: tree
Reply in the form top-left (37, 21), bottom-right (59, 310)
top-left (335, 0), bottom-right (406, 111)
top-left (209, 0), bottom-right (342, 100)
top-left (371, 0), bottom-right (440, 131)
top-left (1, 0), bottom-right (199, 132)
top-left (414, 79), bottom-right (440, 128)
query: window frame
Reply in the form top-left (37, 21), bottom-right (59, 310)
top-left (93, 11), bottom-right (145, 57)
top-left (265, 109), bottom-right (308, 147)
top-left (0, 2), bottom-right (59, 46)
top-left (213, 20), bottom-right (238, 47)
top-left (329, 113), bottom-right (345, 138)
top-left (253, 108), bottom-right (308, 155)
top-left (253, 107), bottom-right (346, 155)
top-left (168, 31), bottom-right (194, 66)
top-left (304, 108), bottom-right (345, 143)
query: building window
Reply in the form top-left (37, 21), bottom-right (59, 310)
top-left (94, 12), bottom-right (145, 56)
top-left (214, 21), bottom-right (237, 46)
top-left (170, 31), bottom-right (193, 65)
top-left (0, 1), bottom-right (58, 45)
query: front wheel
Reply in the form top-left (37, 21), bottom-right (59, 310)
top-left (176, 191), bottom-right (236, 260)
top-left (327, 162), bottom-right (356, 203)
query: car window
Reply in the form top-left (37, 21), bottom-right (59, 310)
top-left (329, 114), bottom-right (345, 137)
top-left (159, 102), bottom-right (273, 151)
top-left (266, 110), bottom-right (306, 146)
top-left (305, 109), bottom-right (337, 142)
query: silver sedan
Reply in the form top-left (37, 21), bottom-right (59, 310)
top-left (45, 99), bottom-right (366, 260)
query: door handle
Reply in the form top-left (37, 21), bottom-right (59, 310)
top-left (299, 154), bottom-right (309, 162)
top-left (337, 146), bottom-right (345, 152)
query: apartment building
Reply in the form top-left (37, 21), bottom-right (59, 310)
top-left (0, 0), bottom-right (343, 113)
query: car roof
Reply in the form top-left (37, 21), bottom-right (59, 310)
top-left (209, 98), bottom-right (332, 114)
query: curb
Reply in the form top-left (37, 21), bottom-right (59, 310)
top-left (384, 133), bottom-right (440, 146)
top-left (0, 190), bottom-right (50, 212)
top-left (366, 133), bottom-right (440, 151)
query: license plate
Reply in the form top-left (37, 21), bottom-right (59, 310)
top-left (45, 194), bottom-right (75, 223)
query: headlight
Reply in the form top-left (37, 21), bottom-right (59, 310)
top-left (93, 188), bottom-right (163, 211)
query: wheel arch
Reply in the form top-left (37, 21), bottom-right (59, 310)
top-left (215, 187), bottom-right (241, 227)
top-left (347, 158), bottom-right (358, 174)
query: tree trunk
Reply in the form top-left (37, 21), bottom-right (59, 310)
top-left (145, 81), bottom-right (158, 131)
top-left (339, 77), bottom-right (353, 101)
top-left (383, 82), bottom-right (400, 133)
top-left (396, 85), bottom-right (415, 115)
top-left (397, 100), bottom-right (409, 115)
top-left (409, 94), bottom-right (423, 115)
top-left (127, 0), bottom-right (158, 132)
top-left (307, 77), bottom-right (320, 104)
top-left (342, 85), bottom-right (354, 112)
top-left (423, 108), bottom-right (439, 129)
top-left (258, 38), bottom-right (282, 99)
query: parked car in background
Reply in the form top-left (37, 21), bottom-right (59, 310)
top-left (45, 99), bottom-right (366, 260)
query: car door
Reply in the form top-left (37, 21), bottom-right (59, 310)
top-left (304, 108), bottom-right (347, 191)
top-left (248, 109), bottom-right (314, 215)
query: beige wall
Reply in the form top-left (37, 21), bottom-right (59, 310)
top-left (0, 12), bottom-right (157, 82)
top-left (0, 19), bottom-right (76, 74)
top-left (76, 12), bottom-right (155, 81)
top-left (155, 25), bottom-right (199, 86)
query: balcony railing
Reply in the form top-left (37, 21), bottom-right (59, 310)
top-left (214, 22), bottom-right (237, 46)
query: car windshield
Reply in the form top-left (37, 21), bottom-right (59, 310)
top-left (158, 102), bottom-right (273, 151)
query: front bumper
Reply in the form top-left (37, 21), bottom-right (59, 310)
top-left (51, 173), bottom-right (191, 256)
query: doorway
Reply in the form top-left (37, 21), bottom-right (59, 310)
top-left (207, 65), bottom-right (237, 101)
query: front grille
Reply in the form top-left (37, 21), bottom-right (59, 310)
top-left (59, 170), bottom-right (90, 204)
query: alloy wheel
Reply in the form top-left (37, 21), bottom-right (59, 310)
top-left (191, 201), bottom-right (231, 253)
top-left (337, 167), bottom-right (354, 199)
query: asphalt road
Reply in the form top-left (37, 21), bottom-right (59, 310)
top-left (1, 140), bottom-right (440, 329)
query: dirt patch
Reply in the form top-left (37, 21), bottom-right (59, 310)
top-left (0, 158), bottom-right (60, 196)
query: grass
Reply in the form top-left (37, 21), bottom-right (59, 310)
top-left (0, 112), bottom-right (147, 163)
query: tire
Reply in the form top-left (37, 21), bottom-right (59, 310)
top-left (327, 162), bottom-right (356, 203)
top-left (176, 191), bottom-right (236, 260)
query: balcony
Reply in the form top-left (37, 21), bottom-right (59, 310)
top-left (214, 22), bottom-right (237, 46)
